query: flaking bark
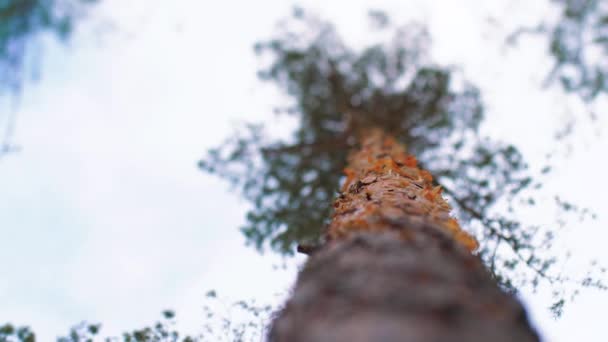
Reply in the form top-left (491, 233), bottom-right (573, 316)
top-left (269, 129), bottom-right (539, 342)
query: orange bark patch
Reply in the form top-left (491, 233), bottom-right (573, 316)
top-left (341, 167), bottom-right (357, 192)
top-left (441, 218), bottom-right (479, 251)
top-left (326, 128), bottom-right (479, 253)
top-left (420, 170), bottom-right (433, 183)
top-left (404, 155), bottom-right (417, 167)
top-left (383, 136), bottom-right (397, 148)
top-left (370, 158), bottom-right (400, 174)
top-left (444, 218), bottom-right (461, 234)
top-left (424, 185), bottom-right (443, 202)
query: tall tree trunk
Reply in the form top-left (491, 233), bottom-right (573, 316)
top-left (269, 129), bottom-right (540, 342)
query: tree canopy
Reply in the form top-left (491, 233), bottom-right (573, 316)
top-left (549, 0), bottom-right (608, 100)
top-left (511, 0), bottom-right (608, 101)
top-left (200, 8), bottom-right (605, 316)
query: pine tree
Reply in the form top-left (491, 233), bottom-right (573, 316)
top-left (201, 8), bottom-right (605, 337)
top-left (2, 5), bottom-right (606, 340)
top-left (269, 128), bottom-right (539, 341)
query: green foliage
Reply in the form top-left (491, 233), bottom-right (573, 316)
top-left (0, 0), bottom-right (99, 93)
top-left (202, 10), bottom-right (485, 253)
top-left (1, 292), bottom-right (273, 341)
top-left (56, 322), bottom-right (101, 342)
top-left (0, 0), bottom-right (98, 159)
top-left (0, 323), bottom-right (35, 342)
top-left (199, 290), bottom-right (273, 342)
top-left (511, 0), bottom-right (608, 100)
top-left (200, 8), bottom-right (606, 316)
top-left (548, 0), bottom-right (608, 100)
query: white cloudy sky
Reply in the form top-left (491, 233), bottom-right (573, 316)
top-left (1, 0), bottom-right (607, 341)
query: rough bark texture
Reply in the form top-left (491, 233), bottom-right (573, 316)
top-left (325, 129), bottom-right (478, 251)
top-left (269, 129), bottom-right (540, 342)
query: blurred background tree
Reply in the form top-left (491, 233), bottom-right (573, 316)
top-left (1, 292), bottom-right (273, 342)
top-left (510, 0), bottom-right (608, 102)
top-left (0, 0), bottom-right (98, 157)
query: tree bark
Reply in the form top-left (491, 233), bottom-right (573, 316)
top-left (269, 129), bottom-right (540, 342)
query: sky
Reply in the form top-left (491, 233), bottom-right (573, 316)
top-left (1, 0), bottom-right (607, 341)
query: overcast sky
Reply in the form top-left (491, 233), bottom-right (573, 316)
top-left (1, 0), bottom-right (607, 341)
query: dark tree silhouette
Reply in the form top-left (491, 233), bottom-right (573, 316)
top-left (0, 0), bottom-right (99, 92)
top-left (2, 292), bottom-right (274, 341)
top-left (2, 312), bottom-right (192, 342)
top-left (0, 0), bottom-right (99, 157)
